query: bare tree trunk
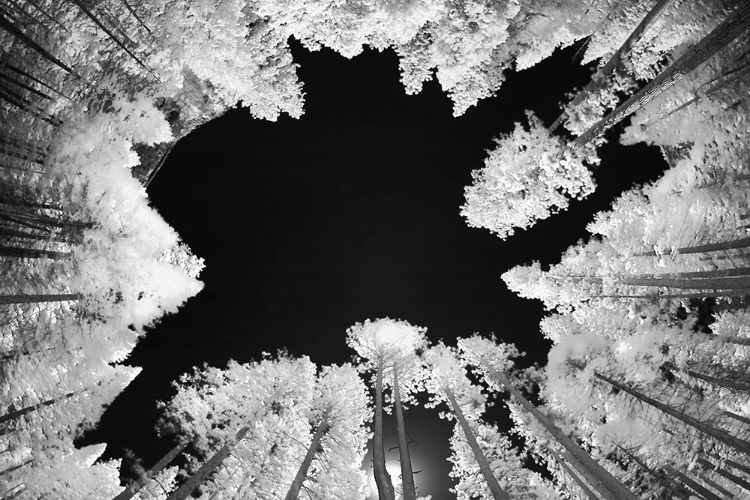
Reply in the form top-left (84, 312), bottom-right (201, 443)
top-left (573, 3), bottom-right (750, 147)
top-left (664, 465), bottom-right (723, 500)
top-left (680, 367), bottom-right (750, 393)
top-left (572, 363), bottom-right (750, 457)
top-left (372, 358), bottom-right (395, 500)
top-left (619, 275), bottom-right (750, 290)
top-left (618, 447), bottom-right (691, 499)
top-left (166, 427), bottom-right (249, 500)
top-left (698, 457), bottom-right (750, 493)
top-left (444, 386), bottom-right (510, 500)
top-left (547, 448), bottom-right (600, 500)
top-left (549, 0), bottom-right (676, 132)
top-left (0, 391), bottom-right (76, 425)
top-left (697, 471), bottom-right (737, 499)
top-left (0, 459), bottom-right (32, 478)
top-left (113, 440), bottom-right (189, 500)
top-left (0, 245), bottom-right (70, 259)
top-left (637, 236), bottom-right (750, 256)
top-left (284, 408), bottom-right (331, 500)
top-left (0, 294), bottom-right (81, 305)
top-left (393, 364), bottom-right (417, 500)
top-left (120, 0), bottom-right (151, 33)
top-left (491, 370), bottom-right (638, 500)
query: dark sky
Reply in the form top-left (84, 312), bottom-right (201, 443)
top-left (82, 39), bottom-right (666, 499)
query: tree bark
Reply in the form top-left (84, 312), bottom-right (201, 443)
top-left (0, 459), bottom-right (32, 478)
top-left (697, 471), bottom-right (738, 498)
top-left (573, 2), bottom-right (750, 147)
top-left (618, 447), bottom-right (691, 499)
top-left (547, 448), bottom-right (600, 500)
top-left (573, 363), bottom-right (750, 457)
top-left (619, 275), bottom-right (750, 290)
top-left (444, 386), bottom-right (510, 500)
top-left (681, 367), bottom-right (750, 393)
top-left (284, 408), bottom-right (331, 500)
top-left (0, 294), bottom-right (81, 305)
top-left (698, 457), bottom-right (750, 493)
top-left (0, 391), bottom-right (76, 425)
top-left (490, 370), bottom-right (638, 500)
top-left (664, 465), bottom-right (723, 500)
top-left (372, 357), bottom-right (395, 500)
top-left (393, 364), bottom-right (417, 500)
top-left (549, 0), bottom-right (676, 132)
top-left (637, 236), bottom-right (750, 256)
top-left (0, 245), bottom-right (70, 260)
top-left (113, 440), bottom-right (189, 500)
top-left (166, 427), bottom-right (249, 500)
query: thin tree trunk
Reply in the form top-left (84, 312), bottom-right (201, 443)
top-left (0, 71), bottom-right (53, 101)
top-left (120, 0), bottom-right (151, 33)
top-left (166, 427), bottom-right (249, 500)
top-left (444, 386), bottom-right (510, 500)
top-left (665, 465), bottom-right (723, 500)
top-left (697, 471), bottom-right (738, 499)
top-left (681, 367), bottom-right (750, 393)
top-left (549, 0), bottom-right (676, 132)
top-left (0, 245), bottom-right (70, 259)
top-left (547, 448), bottom-right (600, 500)
top-left (113, 440), bottom-right (189, 500)
top-left (0, 12), bottom-right (80, 77)
top-left (0, 459), bottom-right (32, 478)
top-left (0, 294), bottom-right (81, 305)
top-left (618, 447), bottom-right (691, 499)
top-left (0, 391), bottom-right (76, 425)
top-left (68, 0), bottom-right (149, 72)
top-left (491, 370), bottom-right (638, 500)
top-left (0, 61), bottom-right (71, 99)
top-left (372, 357), bottom-right (395, 500)
top-left (572, 362), bottom-right (750, 457)
top-left (721, 457), bottom-right (750, 476)
top-left (723, 410), bottom-right (750, 425)
top-left (284, 408), bottom-right (331, 500)
top-left (393, 364), bottom-right (417, 500)
top-left (619, 275), bottom-right (750, 290)
top-left (600, 289), bottom-right (750, 299)
top-left (698, 457), bottom-right (750, 493)
top-left (714, 335), bottom-right (750, 347)
top-left (573, 3), bottom-right (750, 147)
top-left (637, 237), bottom-right (750, 256)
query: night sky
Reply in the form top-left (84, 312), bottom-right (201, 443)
top-left (82, 39), bottom-right (667, 499)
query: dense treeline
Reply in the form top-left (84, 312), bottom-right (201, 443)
top-left (1, 0), bottom-right (748, 498)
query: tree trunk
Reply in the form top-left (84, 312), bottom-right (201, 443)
top-left (549, 0), bottom-right (676, 132)
top-left (682, 367), bottom-right (750, 393)
top-left (619, 275), bottom-right (750, 290)
top-left (444, 387), bottom-right (510, 500)
top-left (618, 447), bottom-right (691, 499)
top-left (0, 391), bottom-right (76, 425)
top-left (0, 459), bottom-right (32, 478)
top-left (574, 363), bottom-right (750, 457)
top-left (120, 0), bottom-right (151, 33)
top-left (0, 245), bottom-right (70, 259)
top-left (166, 427), bottom-right (249, 500)
top-left (637, 236), bottom-right (750, 256)
top-left (284, 408), bottom-right (331, 500)
top-left (600, 289), bottom-right (750, 299)
top-left (547, 448), bottom-right (600, 500)
top-left (490, 370), bottom-right (638, 500)
top-left (715, 336), bottom-right (750, 347)
top-left (698, 457), bottom-right (750, 493)
top-left (0, 11), bottom-right (80, 77)
top-left (723, 410), bottom-right (750, 425)
top-left (393, 364), bottom-right (417, 500)
top-left (372, 358), bottom-right (395, 500)
top-left (697, 471), bottom-right (737, 499)
top-left (573, 3), bottom-right (750, 147)
top-left (664, 465), bottom-right (723, 500)
top-left (113, 440), bottom-right (189, 500)
top-left (0, 294), bottom-right (81, 305)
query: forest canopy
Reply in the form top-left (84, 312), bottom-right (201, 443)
top-left (1, 0), bottom-right (750, 499)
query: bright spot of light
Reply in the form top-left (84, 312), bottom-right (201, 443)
top-left (367, 460), bottom-right (402, 498)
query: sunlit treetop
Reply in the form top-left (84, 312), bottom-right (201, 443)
top-left (346, 317), bottom-right (428, 368)
top-left (460, 111), bottom-right (598, 239)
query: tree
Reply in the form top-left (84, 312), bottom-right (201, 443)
top-left (461, 111), bottom-right (597, 239)
top-left (346, 318), bottom-right (428, 500)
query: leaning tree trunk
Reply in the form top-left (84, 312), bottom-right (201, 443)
top-left (618, 446), bottom-right (691, 499)
top-left (113, 440), bottom-right (189, 500)
top-left (0, 294), bottom-right (81, 305)
top-left (392, 364), bottom-right (417, 500)
top-left (166, 427), bottom-right (249, 500)
top-left (619, 275), bottom-right (750, 290)
top-left (698, 457), bottom-right (750, 493)
top-left (0, 391), bottom-right (76, 425)
top-left (637, 236), bottom-right (750, 256)
top-left (284, 408), bottom-right (331, 500)
top-left (549, 0), bottom-right (676, 132)
top-left (443, 386), bottom-right (510, 500)
top-left (571, 362), bottom-right (750, 457)
top-left (664, 465), bottom-right (723, 500)
top-left (0, 459), bottom-right (32, 478)
top-left (573, 2), bottom-right (750, 147)
top-left (547, 447), bottom-right (599, 500)
top-left (490, 370), bottom-right (638, 500)
top-left (697, 471), bottom-right (737, 498)
top-left (0, 245), bottom-right (70, 259)
top-left (372, 358), bottom-right (395, 500)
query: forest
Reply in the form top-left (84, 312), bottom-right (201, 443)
top-left (1, 0), bottom-right (749, 498)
